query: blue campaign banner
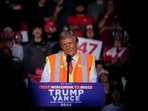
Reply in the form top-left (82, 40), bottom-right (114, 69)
top-left (28, 82), bottom-right (104, 107)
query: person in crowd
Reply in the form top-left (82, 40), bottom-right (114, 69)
top-left (98, 69), bottom-right (112, 105)
top-left (87, 0), bottom-right (106, 23)
top-left (98, 69), bottom-right (110, 94)
top-left (95, 60), bottom-right (106, 80)
top-left (102, 26), bottom-right (130, 81)
top-left (40, 27), bottom-right (97, 82)
top-left (27, 0), bottom-right (50, 30)
top-left (112, 26), bottom-right (130, 47)
top-left (101, 85), bottom-right (125, 111)
top-left (47, 0), bottom-right (75, 31)
top-left (1, 26), bottom-right (14, 39)
top-left (66, 1), bottom-right (94, 37)
top-left (97, 0), bottom-right (120, 49)
top-left (84, 24), bottom-right (99, 40)
top-left (23, 24), bottom-right (52, 82)
top-left (0, 46), bottom-right (30, 111)
top-left (0, 26), bottom-right (14, 49)
top-left (13, 31), bottom-right (23, 45)
top-left (43, 20), bottom-right (61, 53)
top-left (0, 0), bottom-right (25, 30)
top-left (2, 27), bottom-right (24, 62)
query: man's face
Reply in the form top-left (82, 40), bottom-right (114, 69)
top-left (60, 36), bottom-right (78, 57)
top-left (3, 30), bottom-right (13, 39)
top-left (32, 27), bottom-right (43, 38)
top-left (75, 5), bottom-right (85, 14)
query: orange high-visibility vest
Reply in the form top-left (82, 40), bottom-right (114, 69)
top-left (46, 52), bottom-right (95, 82)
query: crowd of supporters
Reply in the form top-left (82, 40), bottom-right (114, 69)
top-left (0, 0), bottom-right (136, 111)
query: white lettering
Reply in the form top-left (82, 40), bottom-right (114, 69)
top-left (48, 89), bottom-right (84, 102)
top-left (78, 90), bottom-right (84, 95)
top-left (48, 89), bottom-right (54, 95)
top-left (51, 95), bottom-right (80, 102)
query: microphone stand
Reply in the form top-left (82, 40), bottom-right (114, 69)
top-left (65, 54), bottom-right (71, 111)
top-left (67, 62), bottom-right (70, 83)
top-left (66, 54), bottom-right (71, 83)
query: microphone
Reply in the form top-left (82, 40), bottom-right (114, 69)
top-left (66, 54), bottom-right (71, 82)
top-left (66, 54), bottom-right (71, 63)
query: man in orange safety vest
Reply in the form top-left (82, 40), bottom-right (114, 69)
top-left (40, 27), bottom-right (97, 82)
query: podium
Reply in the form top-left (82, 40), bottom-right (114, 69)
top-left (28, 82), bottom-right (104, 108)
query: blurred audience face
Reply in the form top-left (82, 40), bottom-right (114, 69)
top-left (75, 4), bottom-right (85, 14)
top-left (1, 46), bottom-right (12, 59)
top-left (14, 32), bottom-right (23, 44)
top-left (99, 73), bottom-right (109, 82)
top-left (2, 27), bottom-right (14, 39)
top-left (5, 39), bottom-right (14, 48)
top-left (32, 26), bottom-right (43, 38)
top-left (106, 0), bottom-right (115, 14)
top-left (96, 64), bottom-right (104, 74)
top-left (85, 29), bottom-right (94, 39)
top-left (114, 31), bottom-right (123, 41)
top-left (111, 89), bottom-right (122, 103)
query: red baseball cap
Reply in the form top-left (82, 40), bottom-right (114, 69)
top-left (44, 21), bottom-right (57, 29)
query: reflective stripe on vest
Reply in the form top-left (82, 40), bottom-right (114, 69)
top-left (54, 53), bottom-right (60, 82)
top-left (81, 53), bottom-right (87, 82)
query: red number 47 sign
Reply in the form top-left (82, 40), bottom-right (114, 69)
top-left (103, 46), bottom-right (129, 61)
top-left (77, 38), bottom-right (103, 60)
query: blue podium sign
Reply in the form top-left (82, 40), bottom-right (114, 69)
top-left (28, 82), bottom-right (104, 107)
